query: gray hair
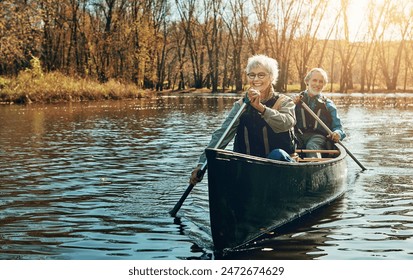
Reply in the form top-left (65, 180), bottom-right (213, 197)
top-left (245, 54), bottom-right (279, 84)
top-left (304, 68), bottom-right (329, 85)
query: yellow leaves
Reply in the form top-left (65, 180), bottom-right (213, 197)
top-left (25, 56), bottom-right (44, 78)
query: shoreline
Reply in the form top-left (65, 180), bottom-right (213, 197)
top-left (1, 73), bottom-right (412, 105)
top-left (2, 88), bottom-right (413, 106)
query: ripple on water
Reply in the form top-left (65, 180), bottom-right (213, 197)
top-left (0, 97), bottom-right (412, 260)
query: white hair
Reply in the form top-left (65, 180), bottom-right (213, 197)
top-left (245, 54), bottom-right (279, 84)
top-left (304, 68), bottom-right (329, 85)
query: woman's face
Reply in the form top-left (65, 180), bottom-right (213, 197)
top-left (247, 66), bottom-right (271, 92)
top-left (307, 71), bottom-right (325, 96)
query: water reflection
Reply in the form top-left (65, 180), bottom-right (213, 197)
top-left (0, 93), bottom-right (412, 260)
top-left (330, 93), bottom-right (413, 109)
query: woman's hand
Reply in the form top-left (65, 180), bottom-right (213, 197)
top-left (189, 165), bottom-right (202, 185)
top-left (247, 88), bottom-right (265, 113)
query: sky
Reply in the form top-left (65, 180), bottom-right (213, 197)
top-left (321, 0), bottom-right (412, 41)
top-left (346, 0), bottom-right (373, 40)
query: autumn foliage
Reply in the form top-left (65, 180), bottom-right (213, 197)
top-left (1, 0), bottom-right (412, 97)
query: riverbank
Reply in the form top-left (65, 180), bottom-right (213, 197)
top-left (1, 71), bottom-right (412, 105)
top-left (0, 71), bottom-right (224, 105)
top-left (0, 71), bottom-right (150, 105)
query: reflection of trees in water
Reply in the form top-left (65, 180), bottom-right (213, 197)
top-left (153, 93), bottom-right (240, 113)
top-left (159, 93), bottom-right (409, 111)
top-left (329, 94), bottom-right (413, 109)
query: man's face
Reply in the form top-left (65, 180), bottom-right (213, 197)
top-left (308, 71), bottom-right (325, 96)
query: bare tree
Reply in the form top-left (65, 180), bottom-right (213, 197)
top-left (251, 0), bottom-right (304, 92)
top-left (359, 0), bottom-right (389, 92)
top-left (88, 0), bottom-right (116, 82)
top-left (149, 0), bottom-right (170, 91)
top-left (202, 0), bottom-right (224, 93)
top-left (40, 1), bottom-right (64, 72)
top-left (169, 21), bottom-right (188, 90)
top-left (222, 0), bottom-right (248, 92)
top-left (175, 0), bottom-right (206, 89)
top-left (336, 0), bottom-right (361, 92)
top-left (376, 0), bottom-right (412, 91)
top-left (293, 0), bottom-right (336, 91)
top-left (403, 15), bottom-right (413, 92)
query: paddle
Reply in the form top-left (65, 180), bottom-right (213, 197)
top-left (169, 101), bottom-right (248, 217)
top-left (298, 100), bottom-right (367, 171)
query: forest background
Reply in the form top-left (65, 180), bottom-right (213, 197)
top-left (1, 0), bottom-right (412, 103)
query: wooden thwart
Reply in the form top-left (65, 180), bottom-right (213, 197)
top-left (294, 149), bottom-right (340, 162)
top-left (295, 149), bottom-right (340, 154)
top-left (297, 157), bottom-right (332, 162)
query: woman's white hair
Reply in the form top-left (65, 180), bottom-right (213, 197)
top-left (304, 68), bottom-right (329, 85)
top-left (245, 54), bottom-right (279, 84)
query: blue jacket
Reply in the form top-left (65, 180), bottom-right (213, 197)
top-left (295, 91), bottom-right (346, 140)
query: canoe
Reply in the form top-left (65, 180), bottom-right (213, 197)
top-left (205, 144), bottom-right (347, 252)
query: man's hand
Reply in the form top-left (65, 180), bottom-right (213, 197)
top-left (328, 132), bottom-right (341, 143)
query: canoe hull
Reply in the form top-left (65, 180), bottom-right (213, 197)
top-left (205, 145), bottom-right (347, 252)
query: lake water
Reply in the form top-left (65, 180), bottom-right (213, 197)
top-left (0, 93), bottom-right (412, 260)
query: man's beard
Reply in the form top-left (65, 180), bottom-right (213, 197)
top-left (308, 87), bottom-right (322, 96)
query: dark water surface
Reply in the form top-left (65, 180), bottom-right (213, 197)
top-left (0, 93), bottom-right (412, 260)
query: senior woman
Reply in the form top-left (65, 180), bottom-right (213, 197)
top-left (190, 54), bottom-right (297, 185)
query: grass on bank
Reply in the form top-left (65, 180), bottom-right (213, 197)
top-left (0, 71), bottom-right (146, 104)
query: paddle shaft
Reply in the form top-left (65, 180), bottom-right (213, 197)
top-left (299, 101), bottom-right (367, 171)
top-left (169, 102), bottom-right (247, 217)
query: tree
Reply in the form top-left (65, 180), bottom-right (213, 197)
top-left (203, 0), bottom-right (224, 93)
top-left (0, 0), bottom-right (42, 75)
top-left (223, 0), bottom-right (248, 92)
top-left (293, 0), bottom-right (336, 90)
top-left (359, 0), bottom-right (388, 92)
top-left (149, 0), bottom-right (170, 91)
top-left (251, 0), bottom-right (305, 92)
top-left (376, 0), bottom-right (412, 91)
top-left (175, 0), bottom-right (206, 89)
top-left (1, 0), bottom-right (413, 94)
top-left (168, 21), bottom-right (188, 90)
top-left (336, 0), bottom-right (360, 92)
